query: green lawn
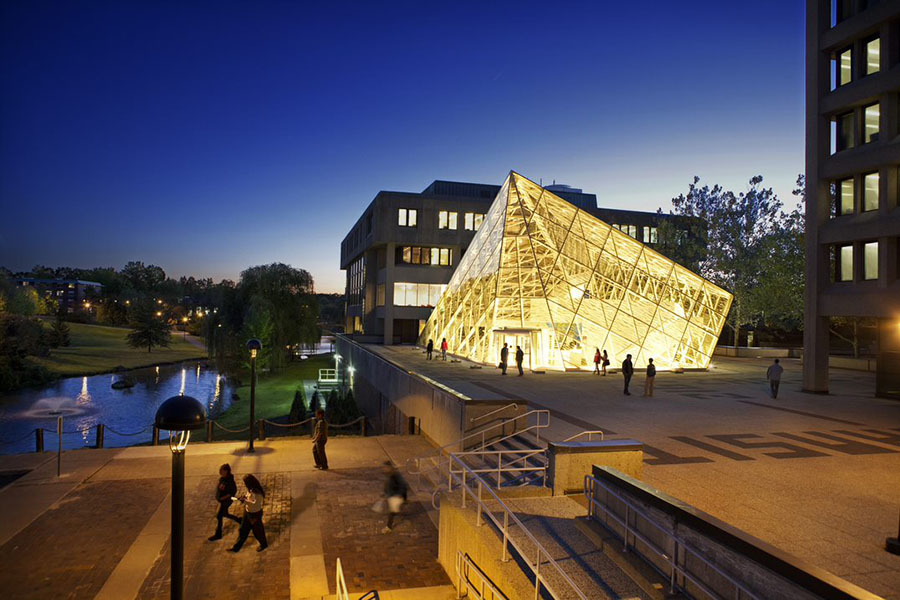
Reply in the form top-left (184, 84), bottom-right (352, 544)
top-left (31, 321), bottom-right (207, 376)
top-left (216, 354), bottom-right (332, 429)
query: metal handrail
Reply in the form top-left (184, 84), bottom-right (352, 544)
top-left (563, 430), bottom-right (605, 442)
top-left (480, 409), bottom-right (549, 450)
top-left (470, 403), bottom-right (518, 424)
top-left (336, 558), bottom-right (350, 600)
top-left (456, 551), bottom-right (507, 600)
top-left (448, 453), bottom-right (588, 600)
top-left (584, 474), bottom-right (760, 600)
top-left (449, 448), bottom-right (548, 488)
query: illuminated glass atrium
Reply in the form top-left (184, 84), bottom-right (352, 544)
top-left (418, 172), bottom-right (733, 371)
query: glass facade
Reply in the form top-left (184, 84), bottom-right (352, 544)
top-left (419, 173), bottom-right (733, 371)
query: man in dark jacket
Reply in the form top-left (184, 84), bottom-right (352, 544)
top-left (313, 409), bottom-right (329, 470)
top-left (622, 354), bottom-right (634, 396)
top-left (426, 339), bottom-right (434, 360)
top-left (499, 343), bottom-right (509, 375)
top-left (515, 345), bottom-right (525, 376)
top-left (208, 463), bottom-right (240, 541)
top-left (382, 461), bottom-right (409, 533)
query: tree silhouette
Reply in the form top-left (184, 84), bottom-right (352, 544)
top-left (126, 301), bottom-right (171, 352)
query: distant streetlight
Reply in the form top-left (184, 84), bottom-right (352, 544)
top-left (156, 311), bottom-right (163, 317)
top-left (154, 395), bottom-right (206, 600)
top-left (181, 317), bottom-right (188, 340)
top-left (246, 339), bottom-right (262, 453)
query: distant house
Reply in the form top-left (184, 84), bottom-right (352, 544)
top-left (15, 278), bottom-right (103, 313)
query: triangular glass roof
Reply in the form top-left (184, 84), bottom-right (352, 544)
top-left (419, 172), bottom-right (733, 371)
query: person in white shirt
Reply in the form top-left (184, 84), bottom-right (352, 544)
top-left (766, 359), bottom-right (784, 399)
top-left (228, 474), bottom-right (268, 553)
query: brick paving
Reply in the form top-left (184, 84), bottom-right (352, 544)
top-left (0, 478), bottom-right (168, 600)
top-left (137, 472), bottom-right (291, 600)
top-left (315, 467), bottom-right (449, 593)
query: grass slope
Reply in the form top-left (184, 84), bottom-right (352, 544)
top-left (32, 321), bottom-right (207, 376)
top-left (216, 355), bottom-right (332, 429)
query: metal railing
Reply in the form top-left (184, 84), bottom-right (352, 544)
top-left (449, 448), bottom-right (547, 488)
top-left (480, 410), bottom-right (549, 451)
top-left (563, 430), bottom-right (604, 442)
top-left (584, 474), bottom-right (760, 600)
top-left (456, 551), bottom-right (507, 600)
top-left (448, 453), bottom-right (588, 600)
top-left (336, 558), bottom-right (350, 600)
top-left (470, 403), bottom-right (518, 425)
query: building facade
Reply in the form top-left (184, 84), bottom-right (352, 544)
top-left (805, 0), bottom-right (900, 398)
top-left (16, 278), bottom-right (103, 313)
top-left (341, 177), bottom-right (692, 345)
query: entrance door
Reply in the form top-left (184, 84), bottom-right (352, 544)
top-left (492, 330), bottom-right (538, 371)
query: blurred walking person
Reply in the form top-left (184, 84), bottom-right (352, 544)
top-left (381, 462), bottom-right (409, 533)
top-left (228, 474), bottom-right (268, 553)
top-left (208, 463), bottom-right (240, 541)
top-left (312, 409), bottom-right (329, 470)
top-left (766, 359), bottom-right (783, 399)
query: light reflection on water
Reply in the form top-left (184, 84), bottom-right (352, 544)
top-left (0, 362), bottom-right (233, 455)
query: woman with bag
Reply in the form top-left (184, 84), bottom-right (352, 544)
top-left (593, 348), bottom-right (601, 375)
top-left (601, 349), bottom-right (609, 376)
top-left (228, 474), bottom-right (268, 553)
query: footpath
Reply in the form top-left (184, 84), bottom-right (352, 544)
top-left (0, 436), bottom-right (455, 600)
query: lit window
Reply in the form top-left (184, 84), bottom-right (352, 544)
top-left (864, 173), bottom-right (879, 211)
top-left (642, 226), bottom-right (658, 244)
top-left (839, 178), bottom-right (854, 215)
top-left (398, 208), bottom-right (417, 227)
top-left (402, 247), bottom-right (411, 263)
top-left (839, 48), bottom-right (852, 86)
top-left (865, 37), bottom-right (880, 75)
top-left (864, 104), bottom-right (879, 143)
top-left (863, 242), bottom-right (878, 280)
top-left (439, 211), bottom-right (458, 230)
top-left (474, 214), bottom-right (484, 229)
top-left (430, 247), bottom-right (439, 265)
top-left (464, 213), bottom-right (475, 230)
top-left (439, 248), bottom-right (452, 266)
top-left (835, 112), bottom-right (854, 152)
top-left (393, 282), bottom-right (447, 307)
top-left (838, 245), bottom-right (854, 282)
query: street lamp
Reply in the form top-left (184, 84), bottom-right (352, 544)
top-left (246, 338), bottom-right (262, 453)
top-left (154, 394), bottom-right (206, 600)
top-left (181, 317), bottom-right (188, 340)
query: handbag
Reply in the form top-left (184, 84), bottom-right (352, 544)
top-left (371, 498), bottom-right (386, 514)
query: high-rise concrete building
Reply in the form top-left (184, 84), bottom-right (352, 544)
top-left (805, 0), bottom-right (900, 398)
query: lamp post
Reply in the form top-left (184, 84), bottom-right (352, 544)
top-left (246, 338), bottom-right (262, 453)
top-left (154, 394), bottom-right (206, 600)
top-left (181, 317), bottom-right (188, 340)
top-left (334, 353), bottom-right (341, 387)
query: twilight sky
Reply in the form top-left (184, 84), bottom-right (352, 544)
top-left (0, 1), bottom-right (806, 293)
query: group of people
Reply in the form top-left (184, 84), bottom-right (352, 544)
top-left (208, 464), bottom-right (268, 553)
top-left (425, 338), bottom-right (449, 361)
top-left (497, 343), bottom-right (525, 376)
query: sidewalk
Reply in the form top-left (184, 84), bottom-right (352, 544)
top-left (0, 435), bottom-right (450, 600)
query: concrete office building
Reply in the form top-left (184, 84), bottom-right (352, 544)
top-left (341, 177), bottom-right (693, 345)
top-left (16, 278), bottom-right (103, 313)
top-left (805, 0), bottom-right (900, 398)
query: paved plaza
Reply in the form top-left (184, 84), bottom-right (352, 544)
top-left (372, 345), bottom-right (900, 599)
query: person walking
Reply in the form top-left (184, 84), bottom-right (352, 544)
top-left (643, 358), bottom-right (656, 397)
top-left (622, 354), bottom-right (634, 395)
top-left (515, 345), bottom-right (524, 376)
top-left (228, 474), bottom-right (268, 553)
top-left (426, 339), bottom-right (434, 360)
top-left (601, 349), bottom-right (609, 376)
top-left (499, 343), bottom-right (509, 375)
top-left (312, 409), bottom-right (329, 470)
top-left (766, 358), bottom-right (784, 399)
top-left (593, 348), bottom-right (601, 375)
top-left (208, 463), bottom-right (240, 541)
top-left (440, 338), bottom-right (448, 361)
top-left (381, 461), bottom-right (409, 533)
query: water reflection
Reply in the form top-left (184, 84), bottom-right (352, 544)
top-left (76, 376), bottom-right (91, 405)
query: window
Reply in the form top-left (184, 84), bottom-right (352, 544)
top-left (838, 178), bottom-right (855, 215)
top-left (864, 103), bottom-right (879, 143)
top-left (397, 246), bottom-right (452, 266)
top-left (833, 0), bottom-right (852, 25)
top-left (838, 48), bottom-right (852, 86)
top-left (865, 37), bottom-right (880, 75)
top-left (393, 282), bottom-right (447, 307)
top-left (642, 226), bottom-right (658, 244)
top-left (836, 112), bottom-right (855, 152)
top-left (438, 211), bottom-right (458, 230)
top-left (863, 242), bottom-right (878, 280)
top-left (398, 208), bottom-right (417, 227)
top-left (623, 224), bottom-right (637, 238)
top-left (838, 245), bottom-right (854, 281)
top-left (864, 172), bottom-right (879, 211)
top-left (464, 212), bottom-right (485, 231)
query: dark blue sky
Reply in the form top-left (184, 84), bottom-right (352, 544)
top-left (0, 1), bottom-right (805, 293)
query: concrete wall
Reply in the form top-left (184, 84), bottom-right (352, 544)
top-left (714, 346), bottom-right (801, 358)
top-left (547, 439), bottom-right (642, 496)
top-left (589, 466), bottom-right (880, 600)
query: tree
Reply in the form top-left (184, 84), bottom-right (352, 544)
top-left (48, 315), bottom-right (71, 348)
top-left (126, 301), bottom-right (171, 352)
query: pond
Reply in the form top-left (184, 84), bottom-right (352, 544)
top-left (0, 362), bottom-right (234, 455)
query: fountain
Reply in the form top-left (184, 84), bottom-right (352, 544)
top-left (21, 396), bottom-right (87, 419)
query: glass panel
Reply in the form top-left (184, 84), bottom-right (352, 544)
top-left (408, 209), bottom-right (416, 227)
top-left (839, 48), bottom-right (852, 85)
top-left (448, 212), bottom-right (458, 230)
top-left (438, 211), bottom-right (448, 229)
top-left (839, 178), bottom-right (854, 215)
top-left (863, 242), bottom-right (878, 280)
top-left (864, 173), bottom-right (879, 211)
top-left (474, 214), bottom-right (484, 229)
top-left (402, 247), bottom-right (411, 263)
top-left (864, 104), bottom-right (879, 143)
top-left (411, 247), bottom-right (421, 264)
top-left (398, 209), bottom-right (406, 226)
top-left (837, 112), bottom-right (854, 151)
top-left (839, 246), bottom-right (853, 282)
top-left (431, 248), bottom-right (439, 264)
top-left (866, 38), bottom-right (880, 75)
top-left (464, 213), bottom-right (474, 230)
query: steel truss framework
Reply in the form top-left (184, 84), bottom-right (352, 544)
top-left (418, 172), bottom-right (733, 372)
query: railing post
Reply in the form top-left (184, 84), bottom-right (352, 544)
top-left (624, 505), bottom-right (630, 552)
top-left (258, 420), bottom-right (266, 441)
top-left (477, 481), bottom-right (483, 526)
top-left (497, 453), bottom-right (502, 487)
top-left (534, 548), bottom-right (541, 600)
top-left (95, 424), bottom-right (105, 449)
top-left (502, 511), bottom-right (509, 562)
top-left (35, 428), bottom-right (44, 453)
top-left (670, 539), bottom-right (678, 595)
top-left (461, 470), bottom-right (466, 508)
top-left (152, 425), bottom-right (160, 446)
top-left (206, 421), bottom-right (213, 443)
